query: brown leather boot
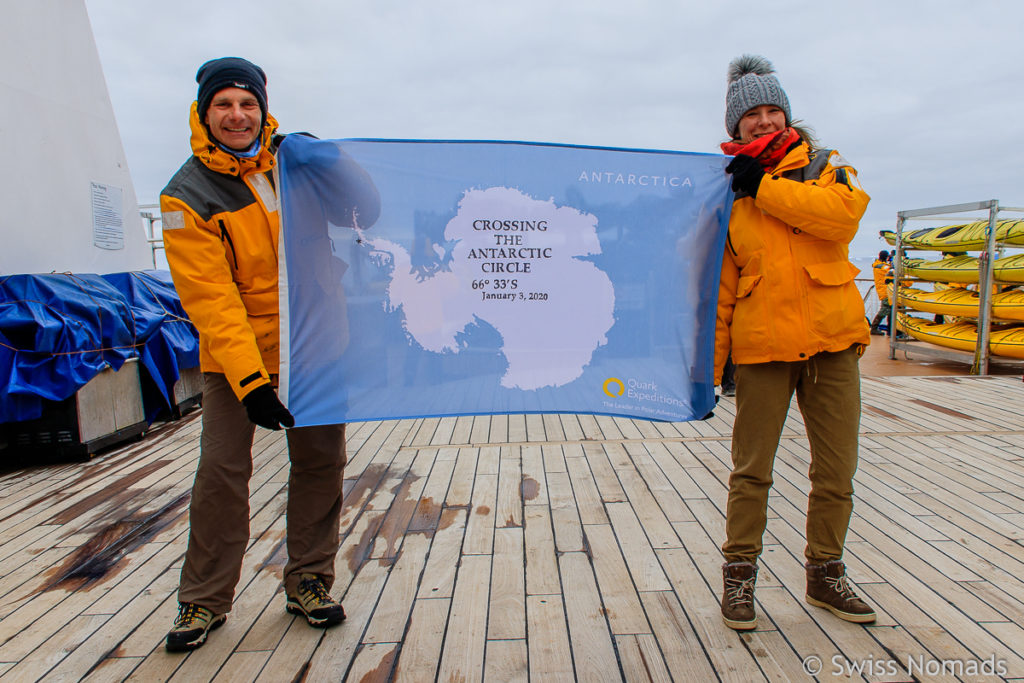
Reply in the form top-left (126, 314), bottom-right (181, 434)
top-left (721, 562), bottom-right (758, 630)
top-left (805, 560), bottom-right (876, 623)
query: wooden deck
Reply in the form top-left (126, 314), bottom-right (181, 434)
top-left (0, 374), bottom-right (1023, 682)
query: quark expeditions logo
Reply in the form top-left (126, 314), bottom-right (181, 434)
top-left (602, 377), bottom-right (625, 397)
top-left (602, 377), bottom-right (686, 408)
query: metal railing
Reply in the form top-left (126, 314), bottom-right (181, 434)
top-left (139, 204), bottom-right (164, 270)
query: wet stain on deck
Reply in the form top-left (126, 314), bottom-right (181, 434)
top-left (910, 398), bottom-right (975, 420)
top-left (520, 477), bottom-right (539, 501)
top-left (42, 491), bottom-right (190, 591)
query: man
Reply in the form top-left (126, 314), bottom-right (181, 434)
top-left (160, 57), bottom-right (355, 652)
top-left (869, 250), bottom-right (891, 334)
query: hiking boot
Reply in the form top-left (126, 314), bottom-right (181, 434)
top-left (165, 603), bottom-right (225, 652)
top-left (805, 560), bottom-right (876, 623)
top-left (286, 574), bottom-right (346, 627)
top-left (721, 562), bottom-right (758, 630)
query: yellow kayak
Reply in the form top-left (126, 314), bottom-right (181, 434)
top-left (902, 253), bottom-right (1024, 284)
top-left (897, 314), bottom-right (1024, 359)
top-left (891, 285), bottom-right (1024, 321)
top-left (880, 219), bottom-right (1024, 250)
top-left (903, 255), bottom-right (980, 283)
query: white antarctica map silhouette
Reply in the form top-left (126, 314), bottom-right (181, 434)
top-left (369, 187), bottom-right (615, 390)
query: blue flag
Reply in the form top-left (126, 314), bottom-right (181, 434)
top-left (277, 136), bottom-right (732, 425)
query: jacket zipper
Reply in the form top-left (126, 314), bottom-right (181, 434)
top-left (219, 219), bottom-right (239, 270)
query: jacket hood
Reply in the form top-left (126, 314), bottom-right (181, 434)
top-left (188, 101), bottom-right (279, 176)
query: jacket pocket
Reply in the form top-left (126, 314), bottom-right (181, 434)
top-left (731, 273), bottom-right (770, 352)
top-left (803, 261), bottom-right (864, 338)
top-left (737, 274), bottom-right (763, 298)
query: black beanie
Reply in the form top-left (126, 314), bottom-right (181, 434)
top-left (196, 57), bottom-right (268, 126)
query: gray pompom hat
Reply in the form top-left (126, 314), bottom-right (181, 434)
top-left (724, 54), bottom-right (791, 138)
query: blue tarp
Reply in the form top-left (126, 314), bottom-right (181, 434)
top-left (0, 271), bottom-right (199, 424)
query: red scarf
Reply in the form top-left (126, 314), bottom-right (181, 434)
top-left (720, 127), bottom-right (800, 170)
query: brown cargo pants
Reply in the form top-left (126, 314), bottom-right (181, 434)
top-left (721, 345), bottom-right (861, 565)
top-left (177, 373), bottom-right (347, 614)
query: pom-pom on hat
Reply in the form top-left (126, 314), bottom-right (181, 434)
top-left (724, 54), bottom-right (791, 138)
top-left (196, 57), bottom-right (268, 126)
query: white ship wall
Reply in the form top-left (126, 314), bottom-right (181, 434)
top-left (0, 0), bottom-right (149, 275)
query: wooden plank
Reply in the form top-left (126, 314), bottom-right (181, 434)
top-left (614, 464), bottom-right (683, 549)
top-left (524, 414), bottom-right (546, 443)
top-left (564, 447), bottom-right (609, 525)
top-left (468, 415), bottom-right (491, 445)
top-left (344, 642), bottom-right (398, 683)
top-left (416, 507), bottom-right (467, 600)
top-left (437, 554), bottom-right (491, 683)
top-left (520, 445), bottom-right (548, 507)
top-left (482, 639), bottom-right (528, 683)
top-left (0, 613), bottom-right (111, 682)
top-left (251, 619), bottom-right (329, 683)
top-left (542, 413), bottom-right (566, 443)
top-left (605, 502), bottom-right (670, 592)
top-left (559, 551), bottom-right (619, 681)
top-left (526, 594), bottom-right (574, 682)
top-left (212, 651), bottom-right (271, 682)
top-left (81, 656), bottom-right (144, 683)
top-left (463, 473), bottom-right (498, 555)
top-left (507, 414), bottom-right (527, 443)
top-left (392, 598), bottom-right (449, 682)
top-left (446, 448), bottom-right (479, 508)
top-left (637, 590), bottom-right (717, 681)
top-left (430, 416), bottom-right (458, 446)
top-left (452, 417), bottom-right (475, 448)
top-left (489, 414), bottom-right (510, 444)
top-left (523, 505), bottom-right (559, 596)
top-left (581, 442), bottom-right (626, 502)
top-left (488, 527), bottom-right (525, 640)
top-left (117, 573), bottom-right (186, 658)
top-left (408, 457), bottom-right (456, 532)
top-left (547, 471), bottom-right (583, 553)
top-left (583, 524), bottom-right (650, 635)
top-left (615, 634), bottom-right (672, 683)
top-left (363, 532), bottom-right (431, 644)
top-left (558, 414), bottom-right (585, 442)
top-left (495, 449), bottom-right (523, 529)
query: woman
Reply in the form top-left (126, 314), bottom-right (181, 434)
top-left (715, 55), bottom-right (876, 630)
top-left (869, 250), bottom-right (891, 334)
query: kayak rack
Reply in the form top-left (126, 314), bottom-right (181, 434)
top-left (890, 199), bottom-right (1024, 374)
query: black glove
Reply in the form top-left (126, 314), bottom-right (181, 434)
top-left (242, 385), bottom-right (295, 430)
top-left (725, 154), bottom-right (765, 197)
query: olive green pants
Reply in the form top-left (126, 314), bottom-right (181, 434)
top-left (177, 373), bottom-right (347, 614)
top-left (722, 346), bottom-right (861, 565)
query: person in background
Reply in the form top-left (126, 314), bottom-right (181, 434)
top-left (715, 54), bottom-right (876, 631)
top-left (720, 354), bottom-right (736, 396)
top-left (159, 57), bottom-right (369, 651)
top-left (869, 250), bottom-right (891, 334)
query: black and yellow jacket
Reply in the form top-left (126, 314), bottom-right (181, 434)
top-left (715, 142), bottom-right (871, 380)
top-left (160, 103), bottom-right (282, 400)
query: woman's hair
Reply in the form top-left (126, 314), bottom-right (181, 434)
top-left (790, 121), bottom-right (819, 151)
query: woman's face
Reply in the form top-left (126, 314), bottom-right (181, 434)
top-left (736, 105), bottom-right (786, 144)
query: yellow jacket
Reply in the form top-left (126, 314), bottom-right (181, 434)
top-left (160, 103), bottom-right (282, 400)
top-left (872, 258), bottom-right (890, 304)
top-left (715, 143), bottom-right (871, 380)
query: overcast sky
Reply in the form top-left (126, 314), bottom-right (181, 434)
top-left (85, 0), bottom-right (1023, 259)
